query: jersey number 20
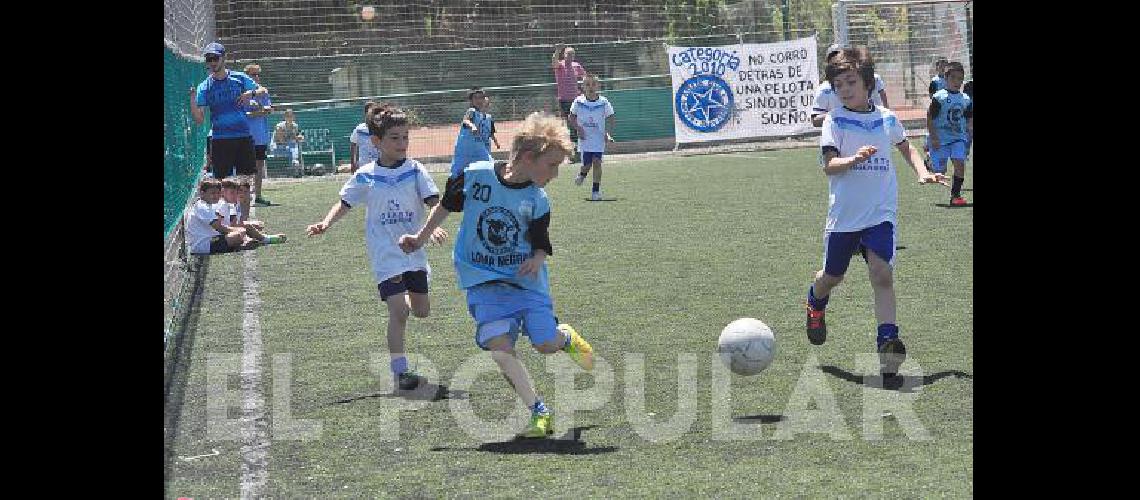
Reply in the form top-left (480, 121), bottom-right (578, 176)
top-left (470, 182), bottom-right (491, 202)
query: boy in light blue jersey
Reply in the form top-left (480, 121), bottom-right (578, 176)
top-left (400, 112), bottom-right (596, 439)
top-left (483, 95), bottom-right (501, 151)
top-left (448, 87), bottom-right (495, 178)
top-left (923, 57), bottom-right (948, 169)
top-left (927, 61), bottom-right (973, 206)
top-left (806, 47), bottom-right (947, 379)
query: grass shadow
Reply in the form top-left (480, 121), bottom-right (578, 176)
top-left (430, 426), bottom-right (618, 455)
top-left (732, 414), bottom-right (785, 423)
top-left (326, 383), bottom-right (467, 406)
top-left (163, 256), bottom-right (209, 494)
top-left (820, 365), bottom-right (972, 393)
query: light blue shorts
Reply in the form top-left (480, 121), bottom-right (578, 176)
top-left (930, 140), bottom-right (967, 173)
top-left (466, 282), bottom-right (557, 350)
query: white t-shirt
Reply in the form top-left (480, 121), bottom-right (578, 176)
top-left (232, 202), bottom-right (245, 224)
top-left (569, 95), bottom-right (615, 153)
top-left (812, 74), bottom-right (887, 116)
top-left (819, 104), bottom-right (906, 233)
top-left (339, 158), bottom-right (441, 284)
top-left (213, 200), bottom-right (238, 226)
top-left (185, 199), bottom-right (223, 254)
top-left (350, 123), bottom-right (381, 166)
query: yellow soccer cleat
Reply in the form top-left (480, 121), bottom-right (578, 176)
top-left (517, 412), bottom-right (554, 439)
top-left (559, 323), bottom-right (594, 371)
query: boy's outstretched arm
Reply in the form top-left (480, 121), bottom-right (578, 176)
top-left (399, 204), bottom-right (451, 253)
top-left (895, 139), bottom-right (949, 186)
top-left (422, 196), bottom-right (449, 245)
top-left (306, 200), bottom-right (351, 236)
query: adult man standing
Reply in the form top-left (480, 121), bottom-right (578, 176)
top-left (552, 43), bottom-right (587, 163)
top-left (190, 42), bottom-right (265, 219)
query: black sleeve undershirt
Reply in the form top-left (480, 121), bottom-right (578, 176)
top-left (527, 212), bottom-right (553, 256)
top-left (441, 174), bottom-right (465, 212)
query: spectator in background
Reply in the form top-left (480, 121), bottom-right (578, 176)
top-left (350, 101), bottom-right (380, 173)
top-left (191, 41), bottom-right (265, 220)
top-left (929, 56), bottom-right (949, 96)
top-left (448, 87), bottom-right (495, 178)
top-left (923, 56), bottom-right (950, 169)
top-left (811, 43), bottom-right (890, 127)
top-left (272, 108), bottom-right (305, 168)
top-left (243, 63), bottom-right (274, 205)
top-left (552, 43), bottom-right (587, 163)
top-left (185, 178), bottom-right (255, 255)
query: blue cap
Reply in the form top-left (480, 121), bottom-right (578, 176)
top-left (203, 42), bottom-right (225, 57)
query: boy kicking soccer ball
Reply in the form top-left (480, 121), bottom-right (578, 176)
top-left (399, 112), bottom-right (595, 438)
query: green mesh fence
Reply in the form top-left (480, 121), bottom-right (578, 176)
top-left (164, 46), bottom-right (210, 239)
top-left (239, 28), bottom-right (835, 163)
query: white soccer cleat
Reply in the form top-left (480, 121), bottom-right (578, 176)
top-left (574, 174), bottom-right (585, 186)
top-left (590, 191), bottom-right (602, 201)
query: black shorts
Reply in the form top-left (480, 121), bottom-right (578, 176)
top-left (210, 136), bottom-right (257, 178)
top-left (208, 235), bottom-right (237, 254)
top-left (377, 270), bottom-right (429, 301)
top-left (206, 138), bottom-right (211, 156)
top-left (254, 145), bottom-right (267, 161)
top-left (558, 100), bottom-right (573, 117)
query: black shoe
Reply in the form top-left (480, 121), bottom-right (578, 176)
top-left (877, 338), bottom-right (907, 377)
top-left (397, 371), bottom-right (426, 391)
top-left (806, 303), bottom-right (827, 345)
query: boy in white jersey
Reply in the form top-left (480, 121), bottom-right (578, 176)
top-left (398, 112), bottom-right (596, 439)
top-left (349, 101), bottom-right (379, 173)
top-left (306, 105), bottom-right (449, 392)
top-left (806, 47), bottom-right (947, 378)
top-left (811, 44), bottom-right (890, 127)
top-left (927, 61), bottom-right (973, 206)
top-left (221, 177), bottom-right (285, 243)
top-left (569, 74), bottom-right (616, 201)
top-left (185, 178), bottom-right (255, 255)
top-left (234, 178), bottom-right (264, 228)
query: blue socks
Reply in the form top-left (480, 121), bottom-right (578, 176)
top-left (808, 285), bottom-right (829, 311)
top-left (390, 356), bottom-right (408, 376)
top-left (531, 399), bottom-right (549, 415)
top-left (876, 324), bottom-right (899, 348)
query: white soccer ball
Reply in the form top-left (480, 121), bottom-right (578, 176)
top-left (717, 318), bottom-right (776, 376)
